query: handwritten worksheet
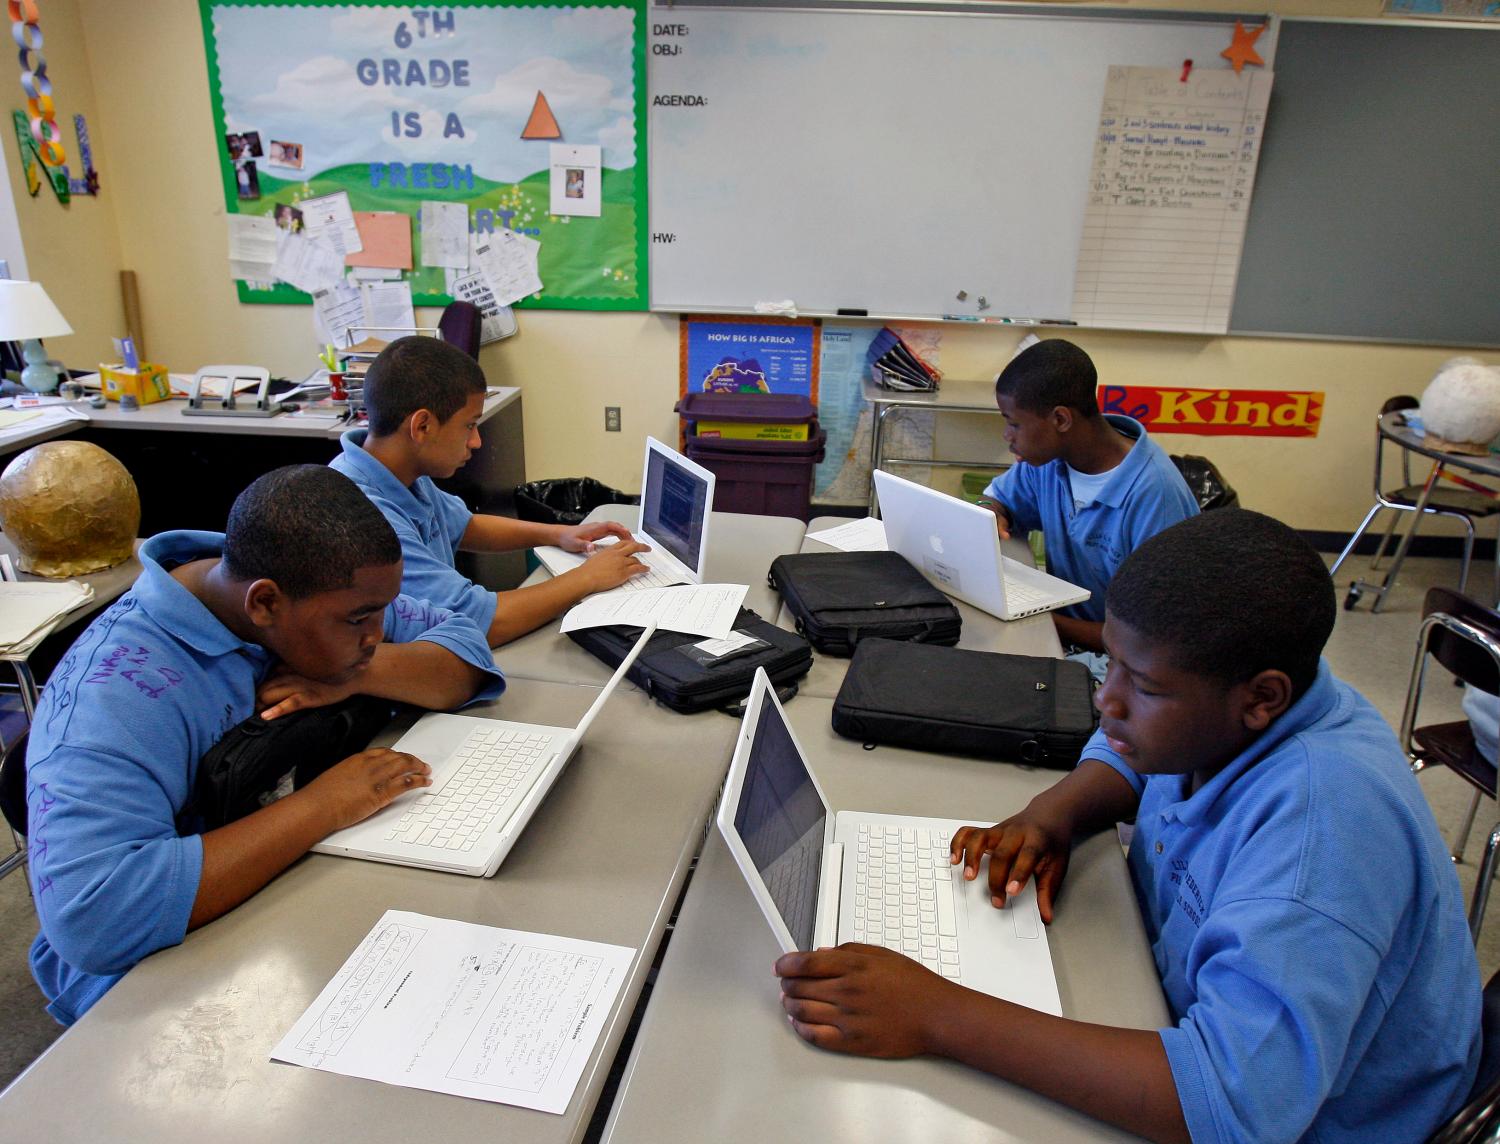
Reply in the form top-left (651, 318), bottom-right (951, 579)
top-left (1072, 65), bottom-right (1273, 334)
top-left (560, 582), bottom-right (748, 639)
top-left (271, 911), bottom-right (633, 1113)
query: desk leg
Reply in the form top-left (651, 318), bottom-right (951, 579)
top-left (1372, 462), bottom-right (1442, 614)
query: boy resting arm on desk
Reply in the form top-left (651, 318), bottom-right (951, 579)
top-left (975, 339), bottom-right (1197, 654)
top-left (26, 466), bottom-right (504, 1026)
top-left (330, 336), bottom-right (650, 648)
top-left (778, 509), bottom-right (1481, 1143)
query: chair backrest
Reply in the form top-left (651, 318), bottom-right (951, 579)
top-left (0, 729), bottom-right (28, 837)
top-left (1380, 394), bottom-right (1421, 487)
top-left (437, 301), bottom-right (482, 362)
top-left (1424, 588), bottom-right (1500, 697)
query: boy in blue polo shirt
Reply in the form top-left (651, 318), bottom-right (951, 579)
top-left (776, 509), bottom-right (1480, 1143)
top-left (977, 339), bottom-right (1197, 653)
top-left (331, 336), bottom-right (650, 646)
top-left (26, 466), bottom-right (504, 1026)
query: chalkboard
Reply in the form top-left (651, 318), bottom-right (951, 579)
top-left (647, 1), bottom-right (1269, 322)
top-left (1229, 19), bottom-right (1500, 347)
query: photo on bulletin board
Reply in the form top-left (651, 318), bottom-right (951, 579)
top-left (199, 0), bottom-right (648, 310)
top-left (679, 316), bottom-right (821, 402)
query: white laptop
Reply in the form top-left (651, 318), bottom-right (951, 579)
top-left (874, 468), bottom-right (1090, 621)
top-left (313, 624), bottom-right (655, 877)
top-left (535, 436), bottom-right (716, 591)
top-left (717, 669), bottom-right (1062, 1013)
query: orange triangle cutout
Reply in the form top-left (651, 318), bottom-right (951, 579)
top-left (521, 92), bottom-right (561, 140)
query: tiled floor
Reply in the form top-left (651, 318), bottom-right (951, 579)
top-left (0, 552), bottom-right (1495, 1095)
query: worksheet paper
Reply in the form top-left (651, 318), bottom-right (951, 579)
top-left (475, 231), bottom-right (543, 306)
top-left (272, 231), bottom-right (347, 293)
top-left (560, 583), bottom-right (748, 639)
top-left (1072, 65), bottom-right (1274, 334)
top-left (312, 280), bottom-right (366, 348)
top-left (805, 517), bottom-right (888, 552)
top-left (420, 200), bottom-right (471, 269)
top-left (298, 190), bottom-right (364, 255)
top-left (270, 911), bottom-right (633, 1114)
top-left (360, 280), bottom-right (416, 336)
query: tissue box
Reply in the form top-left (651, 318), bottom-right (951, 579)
top-left (100, 361), bottom-right (171, 405)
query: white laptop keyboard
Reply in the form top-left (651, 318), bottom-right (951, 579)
top-left (382, 727), bottom-right (556, 853)
top-left (1003, 577), bottom-right (1052, 610)
top-left (850, 824), bottom-right (962, 980)
top-left (616, 556), bottom-right (684, 591)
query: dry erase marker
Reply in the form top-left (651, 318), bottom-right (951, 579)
top-left (941, 314), bottom-right (980, 322)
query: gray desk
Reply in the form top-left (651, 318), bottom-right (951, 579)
top-left (0, 677), bottom-right (738, 1143)
top-left (499, 504), bottom-right (807, 686)
top-left (601, 696), bottom-right (1169, 1144)
top-left (785, 517), bottom-right (1065, 700)
top-left (864, 376), bottom-right (1006, 514)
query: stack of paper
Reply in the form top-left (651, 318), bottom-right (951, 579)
top-left (0, 580), bottom-right (95, 655)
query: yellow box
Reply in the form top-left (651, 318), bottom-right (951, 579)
top-left (695, 420), bottom-right (810, 442)
top-left (100, 361), bottom-right (171, 405)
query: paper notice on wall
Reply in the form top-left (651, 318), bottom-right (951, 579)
top-left (451, 271), bottom-right (517, 343)
top-left (346, 211), bottom-right (412, 270)
top-left (299, 190), bottom-right (364, 256)
top-left (419, 201), bottom-right (470, 269)
top-left (270, 910), bottom-right (634, 1114)
top-left (227, 214), bottom-right (278, 280)
top-left (360, 280), bottom-right (416, 336)
top-left (474, 230), bottom-right (543, 306)
top-left (548, 144), bottom-right (602, 217)
top-left (312, 280), bottom-right (366, 348)
top-left (272, 230), bottom-right (347, 293)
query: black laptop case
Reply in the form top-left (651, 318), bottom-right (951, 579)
top-left (567, 607), bottom-right (813, 713)
top-left (768, 550), bottom-right (962, 656)
top-left (831, 639), bottom-right (1098, 768)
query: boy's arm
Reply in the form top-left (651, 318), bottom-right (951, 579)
top-left (460, 513), bottom-right (633, 554)
top-left (487, 542), bottom-right (650, 644)
top-left (1053, 613), bottom-right (1105, 653)
top-left (776, 947), bottom-right (1189, 1144)
top-left (191, 748), bottom-right (432, 928)
top-left (975, 496), bottom-right (1014, 539)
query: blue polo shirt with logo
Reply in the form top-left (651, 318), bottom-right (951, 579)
top-left (26, 531), bottom-right (503, 1026)
top-left (331, 429), bottom-right (497, 635)
top-left (982, 415), bottom-right (1197, 621)
top-left (1081, 662), bottom-right (1481, 1141)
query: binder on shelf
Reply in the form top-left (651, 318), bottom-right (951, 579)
top-left (866, 327), bottom-right (941, 392)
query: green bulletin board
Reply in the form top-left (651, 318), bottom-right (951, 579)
top-left (199, 0), bottom-right (648, 310)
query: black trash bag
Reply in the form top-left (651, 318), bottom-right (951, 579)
top-left (1169, 454), bottom-right (1240, 512)
top-left (513, 477), bottom-right (639, 525)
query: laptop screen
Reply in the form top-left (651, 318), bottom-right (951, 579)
top-left (733, 697), bottom-right (827, 951)
top-left (641, 446), bottom-right (710, 575)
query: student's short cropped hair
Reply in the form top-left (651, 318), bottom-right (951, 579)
top-left (223, 466), bottom-right (402, 598)
top-left (363, 335), bottom-right (486, 437)
top-left (994, 339), bottom-right (1099, 418)
top-left (1106, 508), bottom-right (1335, 698)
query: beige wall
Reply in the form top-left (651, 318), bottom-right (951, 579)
top-left (12, 0), bottom-right (1481, 536)
top-left (4, 0), bottom-right (124, 366)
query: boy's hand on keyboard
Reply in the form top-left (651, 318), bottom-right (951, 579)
top-left (950, 811), bottom-right (1072, 924)
top-left (302, 748), bottom-right (432, 833)
top-left (257, 669), bottom-right (355, 721)
top-left (574, 539), bottom-right (652, 591)
top-left (775, 944), bottom-right (954, 1059)
top-left (557, 520), bottom-right (634, 553)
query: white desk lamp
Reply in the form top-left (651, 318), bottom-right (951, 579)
top-left (0, 280), bottom-right (73, 393)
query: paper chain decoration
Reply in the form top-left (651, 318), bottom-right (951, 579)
top-left (10, 0), bottom-right (67, 170)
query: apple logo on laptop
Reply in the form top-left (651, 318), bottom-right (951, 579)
top-left (928, 534), bottom-right (945, 554)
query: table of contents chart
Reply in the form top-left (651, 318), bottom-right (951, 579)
top-left (1073, 65), bottom-right (1273, 334)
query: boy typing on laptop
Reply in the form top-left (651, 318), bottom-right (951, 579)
top-left (331, 336), bottom-right (650, 647)
top-left (976, 339), bottom-right (1197, 654)
top-left (776, 510), bottom-right (1480, 1142)
top-left (26, 466), bottom-right (503, 1026)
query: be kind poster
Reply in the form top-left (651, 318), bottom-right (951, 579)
top-left (201, 1), bottom-right (647, 309)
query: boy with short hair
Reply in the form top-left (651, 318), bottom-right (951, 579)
top-left (776, 509), bottom-right (1481, 1142)
top-left (977, 339), bottom-right (1197, 653)
top-left (330, 336), bottom-right (649, 647)
top-left (27, 465), bottom-right (504, 1026)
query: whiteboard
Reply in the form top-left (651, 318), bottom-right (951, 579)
top-left (648, 1), bottom-right (1271, 322)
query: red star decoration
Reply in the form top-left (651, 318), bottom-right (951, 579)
top-left (1221, 21), bottom-right (1266, 74)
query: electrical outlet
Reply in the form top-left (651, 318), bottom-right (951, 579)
top-left (605, 406), bottom-right (621, 432)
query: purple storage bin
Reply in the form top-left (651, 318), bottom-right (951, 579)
top-left (678, 392), bottom-right (825, 520)
top-left (675, 392), bottom-right (817, 425)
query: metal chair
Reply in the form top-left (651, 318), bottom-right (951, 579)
top-left (1428, 966), bottom-right (1500, 1144)
top-left (1403, 588), bottom-right (1500, 940)
top-left (1333, 396), bottom-right (1500, 612)
top-left (0, 729), bottom-right (29, 886)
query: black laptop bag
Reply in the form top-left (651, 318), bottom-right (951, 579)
top-left (567, 607), bottom-right (813, 713)
top-left (831, 639), bottom-right (1098, 768)
top-left (768, 550), bottom-right (961, 656)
